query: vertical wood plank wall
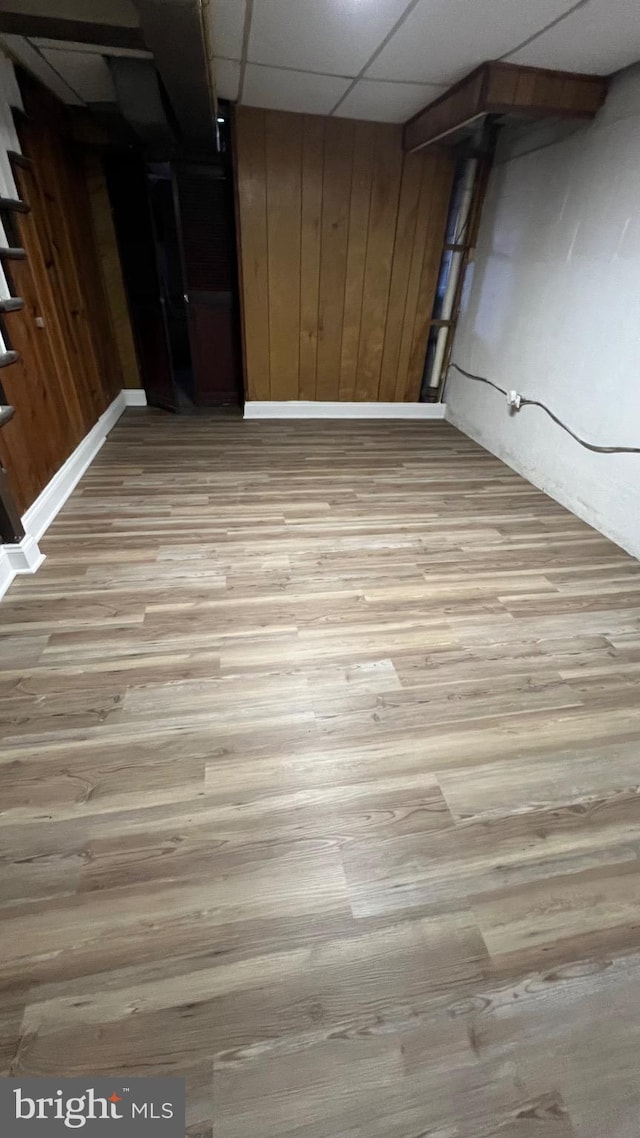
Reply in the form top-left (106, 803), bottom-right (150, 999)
top-left (85, 151), bottom-right (141, 392)
top-left (0, 65), bottom-right (123, 515)
top-left (234, 107), bottom-right (454, 402)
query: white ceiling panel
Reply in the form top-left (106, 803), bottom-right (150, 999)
top-left (507, 0), bottom-right (640, 75)
top-left (242, 64), bottom-right (350, 114)
top-left (0, 34), bottom-right (84, 104)
top-left (208, 0), bottom-right (246, 61)
top-left (40, 48), bottom-right (116, 102)
top-left (248, 0), bottom-right (410, 78)
top-left (336, 78), bottom-right (445, 122)
top-left (215, 57), bottom-right (241, 102)
top-left (368, 0), bottom-right (576, 84)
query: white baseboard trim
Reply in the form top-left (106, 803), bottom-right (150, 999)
top-left (123, 388), bottom-right (147, 406)
top-left (244, 400), bottom-right (447, 419)
top-left (0, 547), bottom-right (14, 599)
top-left (23, 391), bottom-right (126, 542)
top-left (1, 390), bottom-right (129, 600)
top-left (4, 534), bottom-right (46, 574)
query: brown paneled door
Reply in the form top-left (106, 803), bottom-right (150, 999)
top-left (175, 163), bottom-right (243, 407)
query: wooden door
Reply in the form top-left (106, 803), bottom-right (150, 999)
top-left (105, 154), bottom-right (178, 412)
top-left (175, 163), bottom-right (242, 406)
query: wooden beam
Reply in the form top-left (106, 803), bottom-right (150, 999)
top-left (404, 62), bottom-right (608, 153)
top-left (0, 12), bottom-right (145, 51)
top-left (132, 0), bottom-right (214, 152)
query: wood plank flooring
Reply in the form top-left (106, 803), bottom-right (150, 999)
top-left (2, 412), bottom-right (640, 1136)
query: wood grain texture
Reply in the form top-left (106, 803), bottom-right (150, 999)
top-left (84, 150), bottom-right (141, 391)
top-left (316, 118), bottom-right (354, 401)
top-left (2, 411), bottom-right (640, 1136)
top-left (0, 77), bottom-right (122, 514)
top-left (298, 115), bottom-right (324, 401)
top-left (265, 111), bottom-right (302, 401)
top-left (234, 108), bottom-right (453, 403)
top-left (339, 121), bottom-right (375, 401)
top-left (0, 141), bottom-right (120, 516)
top-left (404, 61), bottom-right (608, 153)
top-left (353, 125), bottom-right (403, 402)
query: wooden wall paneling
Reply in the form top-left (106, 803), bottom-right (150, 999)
top-left (353, 125), bottom-right (403, 401)
top-left (1, 256), bottom-right (69, 488)
top-left (405, 151), bottom-right (454, 400)
top-left (65, 147), bottom-right (123, 406)
top-left (22, 121), bottom-right (107, 420)
top-left (234, 108), bottom-right (456, 405)
top-left (265, 110), bottom-right (302, 401)
top-left (85, 152), bottom-right (141, 391)
top-left (298, 115), bottom-right (324, 401)
top-left (234, 108), bottom-right (270, 400)
top-left (12, 159), bottom-right (91, 440)
top-left (394, 150), bottom-right (453, 400)
top-left (316, 118), bottom-right (354, 400)
top-left (0, 356), bottom-right (47, 513)
top-left (338, 121), bottom-right (375, 401)
top-left (378, 150), bottom-right (424, 402)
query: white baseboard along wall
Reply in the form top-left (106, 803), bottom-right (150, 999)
top-left (244, 401), bottom-right (446, 419)
top-left (0, 388), bottom-right (147, 600)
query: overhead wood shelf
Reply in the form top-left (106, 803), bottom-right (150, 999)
top-left (404, 61), bottom-right (608, 152)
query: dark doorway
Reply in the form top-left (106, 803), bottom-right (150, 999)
top-left (105, 153), bottom-right (179, 412)
top-left (104, 127), bottom-right (243, 411)
top-left (175, 162), bottom-right (243, 407)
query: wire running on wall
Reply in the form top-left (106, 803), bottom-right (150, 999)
top-left (448, 362), bottom-right (640, 455)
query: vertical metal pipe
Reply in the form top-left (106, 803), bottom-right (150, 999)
top-left (427, 157), bottom-right (477, 389)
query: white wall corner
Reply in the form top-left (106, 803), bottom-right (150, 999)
top-left (0, 535), bottom-right (45, 601)
top-left (244, 401), bottom-right (447, 420)
top-left (4, 534), bottom-right (45, 574)
top-left (123, 389), bottom-right (148, 407)
top-left (0, 547), bottom-right (13, 600)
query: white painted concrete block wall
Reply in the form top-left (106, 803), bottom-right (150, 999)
top-left (446, 63), bottom-right (640, 559)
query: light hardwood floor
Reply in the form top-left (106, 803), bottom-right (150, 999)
top-left (2, 411), bottom-right (640, 1137)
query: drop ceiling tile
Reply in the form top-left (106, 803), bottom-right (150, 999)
top-left (248, 0), bottom-right (410, 77)
top-left (40, 48), bottom-right (115, 102)
top-left (336, 78), bottom-right (445, 123)
top-left (242, 64), bottom-right (350, 114)
top-left (0, 33), bottom-right (83, 104)
top-left (208, 0), bottom-right (246, 61)
top-left (506, 0), bottom-right (640, 75)
top-left (215, 58), bottom-right (241, 102)
top-left (368, 0), bottom-right (575, 84)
